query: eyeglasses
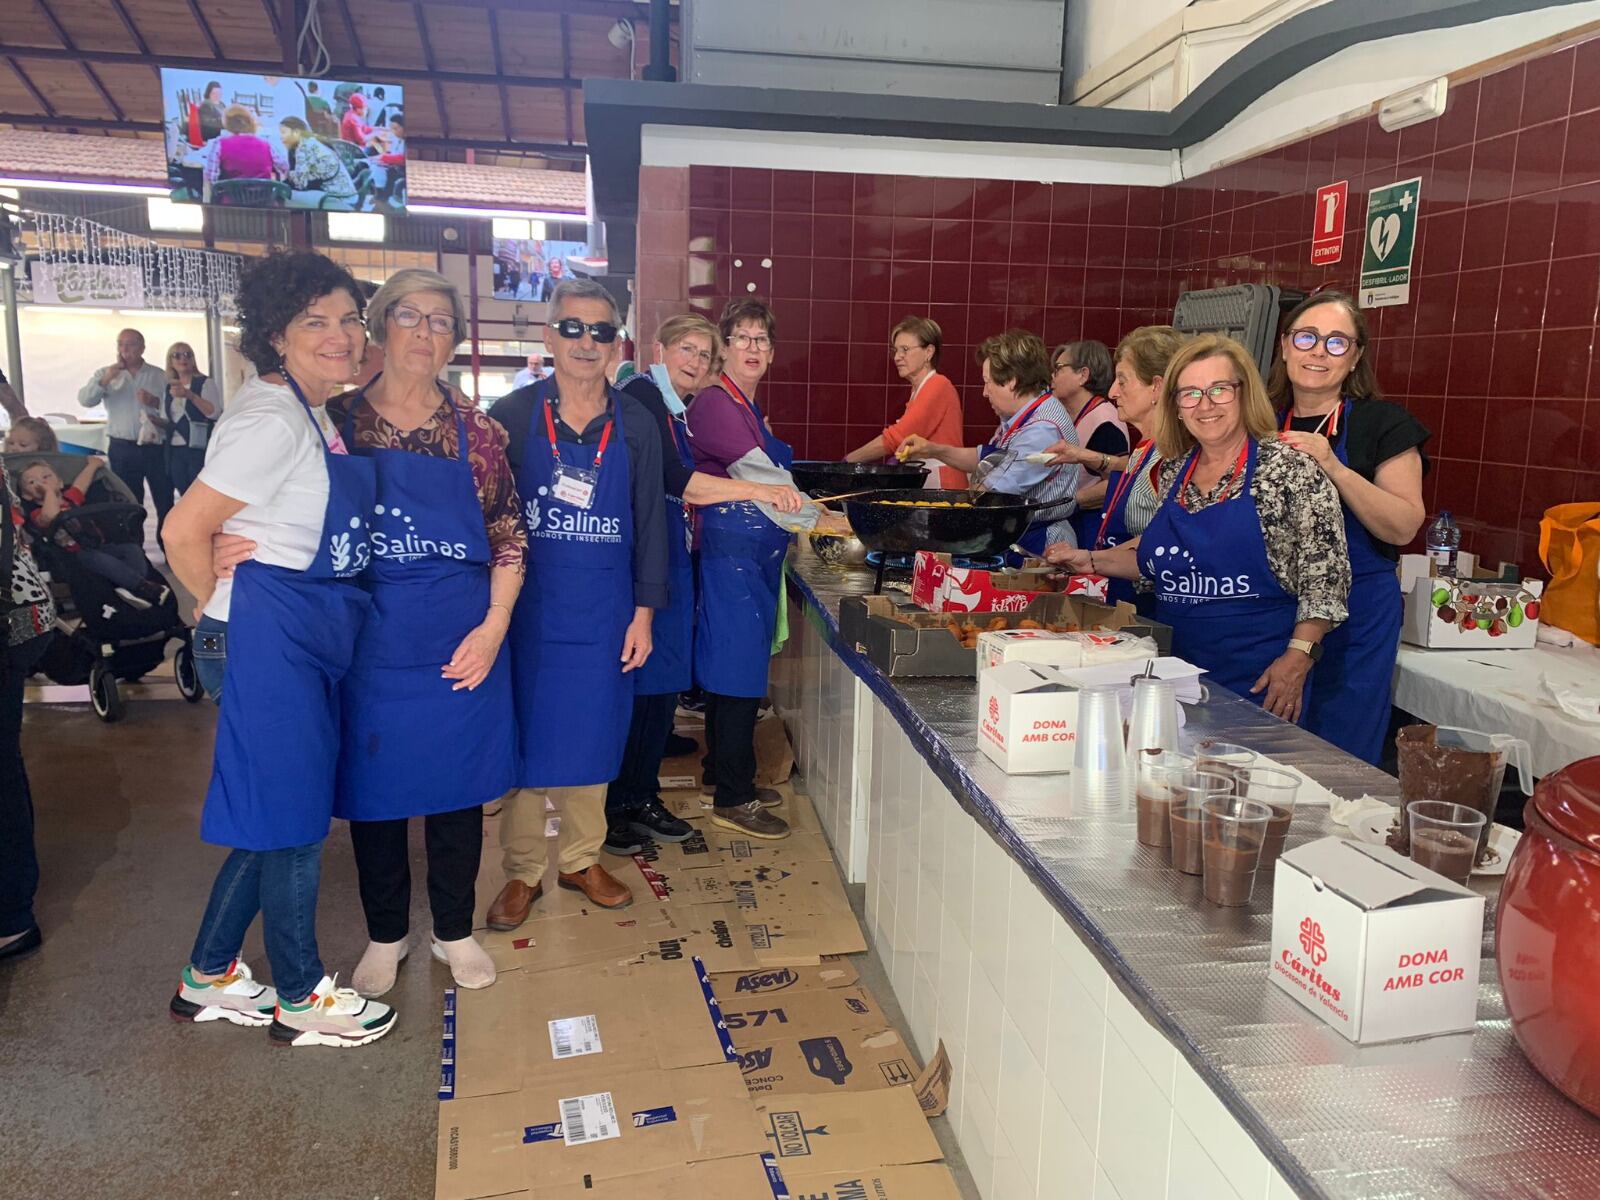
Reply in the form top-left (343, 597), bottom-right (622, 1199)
top-left (554, 317), bottom-right (622, 344)
top-left (1288, 328), bottom-right (1355, 357)
top-left (890, 343), bottom-right (925, 358)
top-left (670, 341), bottom-right (713, 365)
top-left (392, 306), bottom-right (456, 336)
top-left (729, 332), bottom-right (773, 352)
top-left (1176, 381), bottom-right (1243, 407)
top-left (1053, 360), bottom-right (1079, 374)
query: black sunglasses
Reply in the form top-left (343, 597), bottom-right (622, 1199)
top-left (553, 317), bottom-right (621, 344)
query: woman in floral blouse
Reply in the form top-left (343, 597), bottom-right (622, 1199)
top-left (277, 118), bottom-right (357, 207)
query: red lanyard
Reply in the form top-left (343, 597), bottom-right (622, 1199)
top-left (1074, 394), bottom-right (1109, 429)
top-left (1178, 439), bottom-right (1249, 511)
top-left (998, 392), bottom-right (1053, 448)
top-left (1094, 440), bottom-right (1152, 549)
top-left (1281, 402), bottom-right (1340, 439)
top-left (720, 372), bottom-right (760, 416)
top-left (544, 397), bottom-right (614, 474)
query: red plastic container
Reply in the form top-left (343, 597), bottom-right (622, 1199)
top-left (1496, 755), bottom-right (1600, 1118)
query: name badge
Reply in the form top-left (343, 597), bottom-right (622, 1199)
top-left (551, 462), bottom-right (598, 509)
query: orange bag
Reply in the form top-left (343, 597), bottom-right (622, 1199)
top-left (1538, 502), bottom-right (1600, 646)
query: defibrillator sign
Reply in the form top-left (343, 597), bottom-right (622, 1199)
top-left (1358, 176), bottom-right (1421, 309)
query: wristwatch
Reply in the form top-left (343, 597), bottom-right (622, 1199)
top-left (1287, 637), bottom-right (1323, 662)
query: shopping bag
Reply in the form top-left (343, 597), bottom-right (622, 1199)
top-left (1537, 502), bottom-right (1600, 646)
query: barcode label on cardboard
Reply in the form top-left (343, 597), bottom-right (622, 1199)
top-left (658, 774), bottom-right (696, 789)
top-left (559, 1092), bottom-right (620, 1146)
top-left (547, 1015), bottom-right (602, 1060)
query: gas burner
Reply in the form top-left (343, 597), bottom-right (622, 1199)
top-left (864, 550), bottom-right (917, 573)
top-left (951, 553), bottom-right (1006, 571)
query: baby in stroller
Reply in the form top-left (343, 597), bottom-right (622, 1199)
top-left (17, 457), bottom-right (171, 610)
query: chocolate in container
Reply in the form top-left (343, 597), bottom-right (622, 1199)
top-left (1390, 725), bottom-right (1506, 861)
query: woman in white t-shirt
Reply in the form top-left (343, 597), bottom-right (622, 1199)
top-left (160, 251), bottom-right (396, 1049)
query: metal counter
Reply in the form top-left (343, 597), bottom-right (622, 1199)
top-left (784, 551), bottom-right (1600, 1200)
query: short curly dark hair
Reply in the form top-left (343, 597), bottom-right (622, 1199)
top-left (235, 251), bottom-right (365, 374)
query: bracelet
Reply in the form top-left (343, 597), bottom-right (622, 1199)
top-left (1098, 453), bottom-right (1111, 472)
top-left (487, 602), bottom-right (512, 621)
top-left (1088, 551), bottom-right (1096, 572)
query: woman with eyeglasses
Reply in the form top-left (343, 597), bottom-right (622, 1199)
top-left (842, 316), bottom-right (966, 488)
top-left (1065, 334), bottom-right (1349, 721)
top-left (1270, 292), bottom-right (1428, 762)
top-left (1044, 340), bottom-right (1129, 547)
top-left (162, 342), bottom-right (221, 496)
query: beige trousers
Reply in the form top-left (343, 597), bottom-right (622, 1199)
top-left (499, 785), bottom-right (607, 883)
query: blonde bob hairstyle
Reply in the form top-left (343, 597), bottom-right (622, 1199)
top-left (654, 313), bottom-right (721, 360)
top-left (366, 267), bottom-right (466, 349)
top-left (1153, 333), bottom-right (1277, 461)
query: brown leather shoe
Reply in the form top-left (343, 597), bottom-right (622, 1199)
top-left (486, 879), bottom-right (542, 931)
top-left (557, 864), bottom-right (633, 909)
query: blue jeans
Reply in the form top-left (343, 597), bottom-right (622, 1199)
top-left (194, 614), bottom-right (226, 702)
top-left (189, 843), bottom-right (325, 1003)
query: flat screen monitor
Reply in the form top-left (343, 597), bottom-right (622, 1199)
top-left (160, 69), bottom-right (405, 214)
top-left (492, 238), bottom-right (593, 301)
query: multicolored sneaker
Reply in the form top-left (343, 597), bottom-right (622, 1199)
top-left (269, 975), bottom-right (396, 1048)
top-left (169, 959), bottom-right (277, 1027)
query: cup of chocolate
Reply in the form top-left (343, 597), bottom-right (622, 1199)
top-left (1167, 770), bottom-right (1234, 875)
top-left (1136, 750), bottom-right (1195, 849)
top-left (1200, 796), bottom-right (1273, 906)
top-left (1236, 765), bottom-right (1302, 865)
top-left (1193, 740), bottom-right (1259, 790)
top-left (1406, 800), bottom-right (1487, 884)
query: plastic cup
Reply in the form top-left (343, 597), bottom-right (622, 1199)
top-left (1166, 770), bottom-right (1234, 875)
top-left (1135, 749), bottom-right (1194, 849)
top-left (1126, 677), bottom-right (1179, 758)
top-left (1200, 796), bottom-right (1273, 906)
top-left (1193, 740), bottom-right (1258, 789)
top-left (1072, 685), bottom-right (1130, 812)
top-left (1406, 801), bottom-right (1487, 884)
top-left (1236, 766), bottom-right (1302, 865)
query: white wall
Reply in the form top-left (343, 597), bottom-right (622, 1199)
top-left (1063, 0), bottom-right (1195, 93)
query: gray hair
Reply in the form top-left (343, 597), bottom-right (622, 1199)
top-left (366, 268), bottom-right (466, 349)
top-left (550, 278), bottom-right (620, 325)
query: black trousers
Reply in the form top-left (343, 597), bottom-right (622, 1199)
top-left (348, 805), bottom-right (483, 943)
top-left (0, 634), bottom-right (51, 937)
top-left (605, 691), bottom-right (678, 823)
top-left (702, 692), bottom-right (761, 809)
top-left (107, 437), bottom-right (174, 537)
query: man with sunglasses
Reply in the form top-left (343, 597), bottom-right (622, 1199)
top-left (483, 280), bottom-right (668, 927)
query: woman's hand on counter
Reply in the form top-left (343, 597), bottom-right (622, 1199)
top-left (1251, 649), bottom-right (1313, 722)
top-left (210, 532), bottom-right (257, 579)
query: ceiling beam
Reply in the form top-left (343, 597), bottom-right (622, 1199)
top-left (335, 0), bottom-right (365, 69)
top-left (419, 0), bottom-right (652, 16)
top-left (5, 58), bottom-right (56, 118)
top-left (29, 0), bottom-right (125, 122)
top-left (261, 0), bottom-right (282, 44)
top-left (411, 1), bottom-right (450, 141)
top-left (105, 0), bottom-right (150, 55)
top-left (560, 11), bottom-right (574, 145)
top-left (181, 0), bottom-right (225, 60)
top-left (487, 8), bottom-right (511, 145)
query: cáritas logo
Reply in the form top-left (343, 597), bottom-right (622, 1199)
top-left (1280, 915), bottom-right (1340, 1002)
top-left (1298, 916), bottom-right (1328, 966)
top-left (988, 695), bottom-right (1000, 723)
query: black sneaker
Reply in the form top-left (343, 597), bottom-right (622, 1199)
top-left (602, 823), bottom-right (645, 856)
top-left (629, 800), bottom-right (694, 843)
top-left (663, 732), bottom-right (699, 758)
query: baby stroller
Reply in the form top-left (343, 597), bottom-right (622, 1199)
top-left (4, 453), bottom-right (202, 721)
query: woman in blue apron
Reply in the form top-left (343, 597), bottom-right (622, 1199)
top-left (160, 341), bottom-right (220, 495)
top-left (328, 269), bottom-right (523, 997)
top-left (163, 252), bottom-right (396, 1048)
top-left (1084, 335), bottom-right (1350, 721)
top-left (1272, 293), bottom-right (1429, 763)
top-left (1046, 340), bottom-right (1129, 549)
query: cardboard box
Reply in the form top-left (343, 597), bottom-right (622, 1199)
top-left (977, 661), bottom-right (1080, 775)
top-left (571, 1156), bottom-right (788, 1199)
top-left (977, 627), bottom-right (1156, 671)
top-left (782, 1164), bottom-right (965, 1200)
top-left (435, 1062), bottom-right (765, 1199)
top-left (677, 859), bottom-right (856, 920)
top-left (1269, 837), bottom-right (1485, 1044)
top-left (662, 788), bottom-right (825, 836)
top-left (910, 550), bottom-right (1059, 612)
top-left (479, 906), bottom-right (679, 973)
top-left (754, 1088), bottom-right (943, 1175)
top-left (449, 961), bottom-right (736, 1100)
top-left (711, 959), bottom-right (861, 997)
top-left (1400, 569), bottom-right (1543, 649)
top-left (735, 1027), bottom-right (920, 1097)
top-left (717, 985), bottom-right (887, 1039)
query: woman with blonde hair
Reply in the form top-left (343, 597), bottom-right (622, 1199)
top-left (163, 342), bottom-right (221, 495)
top-left (1066, 334), bottom-right (1350, 721)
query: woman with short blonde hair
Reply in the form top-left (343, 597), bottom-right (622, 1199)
top-left (162, 341), bottom-right (221, 495)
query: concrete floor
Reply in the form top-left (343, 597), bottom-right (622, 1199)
top-left (0, 693), bottom-right (978, 1198)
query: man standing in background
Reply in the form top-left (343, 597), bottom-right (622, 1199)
top-left (77, 328), bottom-right (173, 539)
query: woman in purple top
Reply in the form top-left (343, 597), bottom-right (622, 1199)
top-left (203, 105), bottom-right (286, 194)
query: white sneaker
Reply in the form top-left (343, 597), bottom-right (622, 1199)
top-left (114, 587), bottom-right (152, 611)
top-left (431, 935), bottom-right (496, 990)
top-left (269, 974), bottom-right (396, 1048)
top-left (169, 959), bottom-right (276, 1027)
top-left (351, 938), bottom-right (409, 997)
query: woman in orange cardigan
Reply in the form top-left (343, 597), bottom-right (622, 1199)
top-left (844, 315), bottom-right (967, 487)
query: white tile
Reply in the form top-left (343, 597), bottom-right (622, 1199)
top-left (965, 957), bottom-right (1005, 1105)
top-left (1172, 1058), bottom-right (1271, 1200)
top-left (1036, 1082), bottom-right (1096, 1200)
top-left (1166, 1118), bottom-right (1241, 1200)
top-left (1097, 1027), bottom-right (1173, 1200)
top-left (916, 869), bottom-right (943, 984)
top-left (1105, 984), bottom-right (1177, 1101)
top-left (920, 766), bottom-right (949, 901)
top-left (891, 923), bottom-right (917, 1008)
top-left (991, 1132), bottom-right (1033, 1200)
top-left (1005, 863), bottom-right (1057, 1065)
top-left (970, 831), bottom-right (1011, 995)
top-left (945, 1033), bottom-right (966, 1135)
top-left (1266, 1169), bottom-right (1300, 1199)
top-left (1055, 917), bottom-right (1112, 1006)
top-left (996, 1014), bottom-right (1047, 1195)
top-left (910, 963), bottom-right (939, 1063)
top-left (944, 801), bottom-right (977, 943)
top-left (959, 1061), bottom-right (1000, 1199)
top-left (1045, 945), bottom-right (1107, 1149)
top-left (937, 911), bottom-right (972, 1058)
top-left (1096, 1164), bottom-right (1125, 1200)
top-left (875, 898), bottom-right (896, 967)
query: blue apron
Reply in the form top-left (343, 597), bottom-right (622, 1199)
top-left (333, 381), bottom-right (515, 820)
top-left (1298, 400), bottom-right (1401, 763)
top-left (201, 378), bottom-right (376, 851)
top-left (983, 392), bottom-right (1062, 561)
top-left (695, 377), bottom-right (794, 698)
top-left (636, 409), bottom-right (695, 696)
top-left (511, 380), bottom-right (635, 787)
top-left (1138, 439), bottom-right (1307, 712)
top-left (1094, 441), bottom-right (1155, 612)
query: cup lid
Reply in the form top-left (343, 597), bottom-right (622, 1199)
top-left (1531, 755), bottom-right (1600, 856)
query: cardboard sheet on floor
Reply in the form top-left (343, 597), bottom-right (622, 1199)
top-left (602, 828), bottom-right (837, 881)
top-left (709, 828), bottom-right (837, 866)
top-left (710, 958), bottom-right (860, 997)
top-left (473, 854), bottom-right (679, 930)
top-left (716, 985), bottom-right (886, 1038)
top-left (754, 1087), bottom-right (943, 1176)
top-left (677, 859), bottom-right (855, 919)
top-left (478, 906), bottom-right (678, 973)
top-left (434, 1062), bottom-right (765, 1200)
top-left (570, 1155), bottom-right (787, 1199)
top-left (637, 901), bottom-right (765, 974)
top-left (733, 1026), bottom-right (920, 1097)
top-left (450, 961), bottom-right (736, 1100)
top-left (661, 788), bottom-right (824, 836)
top-left (781, 1163), bottom-right (965, 1200)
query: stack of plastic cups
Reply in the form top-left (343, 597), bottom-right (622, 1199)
top-left (1406, 801), bottom-right (1487, 884)
top-left (1193, 740), bottom-right (1259, 789)
top-left (1135, 749), bottom-right (1194, 849)
top-left (1127, 677), bottom-right (1179, 758)
top-left (1237, 765), bottom-right (1302, 867)
top-left (1167, 769), bottom-right (1235, 875)
top-left (1069, 685), bottom-right (1130, 814)
top-left (1200, 796), bottom-right (1274, 906)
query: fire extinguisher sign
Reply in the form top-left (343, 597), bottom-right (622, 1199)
top-left (1311, 180), bottom-right (1348, 266)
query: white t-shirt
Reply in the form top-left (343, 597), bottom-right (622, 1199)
top-left (198, 377), bottom-right (337, 621)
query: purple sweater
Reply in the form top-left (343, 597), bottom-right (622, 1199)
top-left (686, 383), bottom-right (768, 478)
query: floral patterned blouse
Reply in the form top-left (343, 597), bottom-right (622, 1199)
top-left (328, 385), bottom-right (527, 573)
top-left (5, 473), bottom-right (55, 647)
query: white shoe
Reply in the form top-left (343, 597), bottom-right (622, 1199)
top-left (270, 974), bottom-right (396, 1048)
top-left (431, 935), bottom-right (497, 990)
top-left (351, 938), bottom-right (409, 997)
top-left (114, 586), bottom-right (152, 611)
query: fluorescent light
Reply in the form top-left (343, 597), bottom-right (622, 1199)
top-left (147, 196), bottom-right (205, 232)
top-left (327, 212), bottom-right (387, 243)
top-left (411, 204), bottom-right (583, 223)
top-left (1378, 77), bottom-right (1449, 132)
top-left (0, 176), bottom-right (166, 197)
top-left (492, 217), bottom-right (530, 240)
